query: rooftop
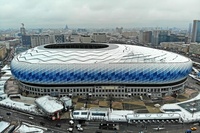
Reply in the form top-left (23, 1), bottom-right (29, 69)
top-left (0, 121), bottom-right (10, 132)
top-left (35, 95), bottom-right (63, 114)
top-left (15, 43), bottom-right (190, 64)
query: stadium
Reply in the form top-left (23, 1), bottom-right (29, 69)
top-left (11, 43), bottom-right (192, 98)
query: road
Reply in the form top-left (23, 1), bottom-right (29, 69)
top-left (1, 105), bottom-right (199, 133)
top-left (0, 106), bottom-right (69, 133)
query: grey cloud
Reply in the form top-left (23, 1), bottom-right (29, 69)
top-left (0, 0), bottom-right (199, 29)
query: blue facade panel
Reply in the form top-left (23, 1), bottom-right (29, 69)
top-left (11, 60), bottom-right (192, 85)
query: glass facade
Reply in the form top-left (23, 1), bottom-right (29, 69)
top-left (196, 21), bottom-right (200, 43)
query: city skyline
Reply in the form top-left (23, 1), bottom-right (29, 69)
top-left (0, 0), bottom-right (200, 29)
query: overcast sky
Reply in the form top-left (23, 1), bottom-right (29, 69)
top-left (0, 0), bottom-right (199, 29)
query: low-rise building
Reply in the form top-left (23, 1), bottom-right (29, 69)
top-left (35, 95), bottom-right (64, 120)
top-left (160, 42), bottom-right (189, 54)
top-left (80, 35), bottom-right (91, 43)
top-left (70, 33), bottom-right (80, 42)
top-left (189, 43), bottom-right (200, 55)
top-left (0, 43), bottom-right (7, 60)
top-left (92, 33), bottom-right (107, 43)
top-left (122, 31), bottom-right (138, 39)
top-left (30, 35), bottom-right (50, 47)
top-left (8, 39), bottom-right (20, 48)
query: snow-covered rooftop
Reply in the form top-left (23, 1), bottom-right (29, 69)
top-left (0, 121), bottom-right (10, 132)
top-left (0, 98), bottom-right (37, 112)
top-left (161, 93), bottom-right (200, 123)
top-left (35, 95), bottom-right (64, 114)
top-left (14, 122), bottom-right (47, 133)
top-left (1, 65), bottom-right (10, 71)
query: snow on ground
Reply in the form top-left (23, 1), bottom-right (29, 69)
top-left (0, 96), bottom-right (43, 115)
top-left (161, 93), bottom-right (200, 123)
top-left (14, 122), bottom-right (47, 133)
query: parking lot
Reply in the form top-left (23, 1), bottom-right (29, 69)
top-left (178, 99), bottom-right (200, 113)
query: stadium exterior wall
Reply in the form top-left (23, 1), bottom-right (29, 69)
top-left (11, 61), bottom-right (191, 85)
top-left (18, 79), bottom-right (186, 98)
top-left (10, 43), bottom-right (192, 98)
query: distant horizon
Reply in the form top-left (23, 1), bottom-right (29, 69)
top-left (0, 25), bottom-right (189, 31)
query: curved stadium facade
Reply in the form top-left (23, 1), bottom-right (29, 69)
top-left (11, 43), bottom-right (192, 98)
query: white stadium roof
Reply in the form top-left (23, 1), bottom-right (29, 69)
top-left (16, 43), bottom-right (190, 64)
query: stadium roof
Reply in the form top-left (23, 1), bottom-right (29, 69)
top-left (15, 43), bottom-right (190, 64)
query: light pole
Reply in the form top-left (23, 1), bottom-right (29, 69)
top-left (108, 93), bottom-right (113, 110)
top-left (85, 93), bottom-right (89, 109)
top-left (192, 99), bottom-right (197, 118)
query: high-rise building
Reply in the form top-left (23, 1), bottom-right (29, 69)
top-left (139, 31), bottom-right (152, 44)
top-left (20, 23), bottom-right (26, 36)
top-left (169, 34), bottom-right (186, 43)
top-left (116, 27), bottom-right (123, 34)
top-left (188, 23), bottom-right (192, 35)
top-left (143, 31), bottom-right (152, 44)
top-left (192, 20), bottom-right (200, 43)
top-left (64, 24), bottom-right (69, 30)
top-left (22, 35), bottom-right (31, 46)
top-left (151, 30), bottom-right (170, 47)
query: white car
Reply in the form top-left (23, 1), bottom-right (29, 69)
top-left (69, 120), bottom-right (74, 125)
top-left (29, 116), bottom-right (34, 120)
top-left (77, 127), bottom-right (84, 132)
top-left (67, 127), bottom-right (73, 132)
top-left (76, 124), bottom-right (83, 132)
top-left (76, 124), bottom-right (81, 128)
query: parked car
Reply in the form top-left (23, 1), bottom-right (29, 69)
top-left (76, 124), bottom-right (84, 132)
top-left (56, 123), bottom-right (61, 127)
top-left (6, 112), bottom-right (12, 116)
top-left (69, 120), bottom-right (74, 125)
top-left (40, 122), bottom-right (45, 126)
top-left (77, 127), bottom-right (84, 132)
top-left (191, 127), bottom-right (197, 131)
top-left (28, 116), bottom-right (34, 120)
